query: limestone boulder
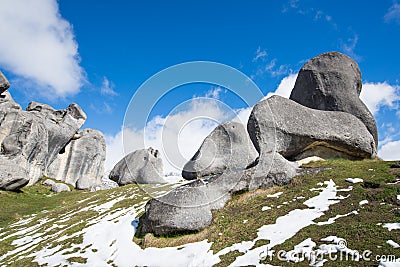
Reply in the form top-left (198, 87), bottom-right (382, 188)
top-left (109, 148), bottom-right (165, 185)
top-left (0, 156), bottom-right (29, 191)
top-left (289, 51), bottom-right (378, 147)
top-left (45, 128), bottom-right (106, 190)
top-left (182, 121), bottom-right (258, 180)
top-left (51, 182), bottom-right (71, 193)
top-left (0, 94), bottom-right (86, 184)
top-left (247, 95), bottom-right (377, 160)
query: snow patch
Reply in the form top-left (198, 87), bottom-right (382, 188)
top-left (387, 240), bottom-right (400, 248)
top-left (345, 178), bottom-right (363, 184)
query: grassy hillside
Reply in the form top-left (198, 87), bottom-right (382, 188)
top-left (1, 159), bottom-right (400, 266)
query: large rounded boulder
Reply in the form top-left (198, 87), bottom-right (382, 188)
top-left (182, 121), bottom-right (258, 180)
top-left (109, 147), bottom-right (165, 185)
top-left (289, 51), bottom-right (378, 147)
top-left (248, 95), bottom-right (377, 161)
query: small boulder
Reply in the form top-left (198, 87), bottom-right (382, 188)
top-left (51, 182), bottom-right (71, 193)
top-left (289, 51), bottom-right (378, 147)
top-left (0, 156), bottom-right (29, 191)
top-left (42, 179), bottom-right (56, 186)
top-left (109, 148), bottom-right (165, 185)
top-left (182, 121), bottom-right (258, 179)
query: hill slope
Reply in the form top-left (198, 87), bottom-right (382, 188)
top-left (1, 159), bottom-right (400, 266)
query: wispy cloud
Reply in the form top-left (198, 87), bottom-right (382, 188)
top-left (251, 48), bottom-right (290, 79)
top-left (340, 34), bottom-right (361, 61)
top-left (0, 0), bottom-right (85, 98)
top-left (90, 101), bottom-right (114, 114)
top-left (384, 2), bottom-right (400, 24)
top-left (100, 76), bottom-right (118, 96)
top-left (252, 47), bottom-right (267, 62)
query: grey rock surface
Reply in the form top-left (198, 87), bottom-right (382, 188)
top-left (51, 182), bottom-right (71, 193)
top-left (0, 71), bottom-right (10, 94)
top-left (0, 91), bottom-right (86, 184)
top-left (45, 128), bottom-right (106, 190)
top-left (42, 179), bottom-right (56, 187)
top-left (289, 51), bottom-right (378, 147)
top-left (248, 95), bottom-right (377, 161)
top-left (89, 178), bottom-right (119, 192)
top-left (0, 156), bottom-right (29, 191)
top-left (139, 153), bottom-right (298, 236)
top-left (109, 148), bottom-right (165, 185)
top-left (182, 121), bottom-right (258, 180)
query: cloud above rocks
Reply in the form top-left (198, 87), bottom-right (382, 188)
top-left (0, 0), bottom-right (84, 98)
top-left (384, 2), bottom-right (400, 24)
top-left (105, 90), bottom-right (252, 175)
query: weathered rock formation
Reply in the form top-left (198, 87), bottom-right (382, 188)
top-left (182, 121), bottom-right (258, 179)
top-left (247, 95), bottom-right (377, 160)
top-left (0, 96), bottom-right (86, 184)
top-left (109, 147), bottom-right (165, 185)
top-left (0, 156), bottom-right (29, 191)
top-left (139, 51), bottom-right (379, 236)
top-left (289, 52), bottom-right (378, 147)
top-left (45, 128), bottom-right (106, 190)
top-left (0, 71), bottom-right (106, 191)
top-left (0, 71), bottom-right (10, 94)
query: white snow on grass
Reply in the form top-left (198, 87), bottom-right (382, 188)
top-left (383, 223), bottom-right (400, 231)
top-left (217, 180), bottom-right (345, 266)
top-left (345, 178), bottom-right (364, 184)
top-left (267, 192), bottom-right (283, 198)
top-left (262, 206), bottom-right (272, 211)
top-left (317, 211), bottom-right (358, 226)
top-left (397, 195), bottom-right (400, 201)
top-left (387, 240), bottom-right (400, 248)
top-left (283, 236), bottom-right (361, 266)
top-left (379, 258), bottom-right (400, 266)
top-left (359, 200), bottom-right (369, 206)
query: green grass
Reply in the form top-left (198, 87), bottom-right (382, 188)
top-left (140, 159), bottom-right (400, 266)
top-left (1, 159), bottom-right (400, 266)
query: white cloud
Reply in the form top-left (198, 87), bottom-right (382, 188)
top-left (105, 97), bottom-right (251, 175)
top-left (341, 34), bottom-right (360, 60)
top-left (265, 73), bottom-right (298, 99)
top-left (360, 82), bottom-right (400, 115)
top-left (100, 77), bottom-right (118, 96)
top-left (384, 2), bottom-right (400, 24)
top-left (379, 140), bottom-right (400, 160)
top-left (253, 47), bottom-right (267, 62)
top-left (0, 0), bottom-right (84, 98)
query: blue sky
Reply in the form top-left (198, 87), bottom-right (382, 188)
top-left (0, 0), bottom-right (399, 172)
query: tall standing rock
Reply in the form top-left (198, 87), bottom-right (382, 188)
top-left (109, 148), bottom-right (165, 185)
top-left (45, 128), bottom-right (106, 190)
top-left (182, 121), bottom-right (258, 180)
top-left (289, 51), bottom-right (378, 147)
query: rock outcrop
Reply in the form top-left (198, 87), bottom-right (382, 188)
top-left (248, 95), bottom-right (376, 160)
top-left (0, 156), bottom-right (29, 191)
top-left (0, 71), bottom-right (10, 94)
top-left (45, 129), bottom-right (106, 190)
top-left (109, 148), bottom-right (165, 185)
top-left (0, 71), bottom-right (110, 191)
top-left (0, 97), bottom-right (86, 184)
top-left (51, 182), bottom-right (71, 193)
top-left (289, 52), bottom-right (378, 147)
top-left (182, 121), bottom-right (258, 180)
top-left (139, 52), bottom-right (379, 236)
